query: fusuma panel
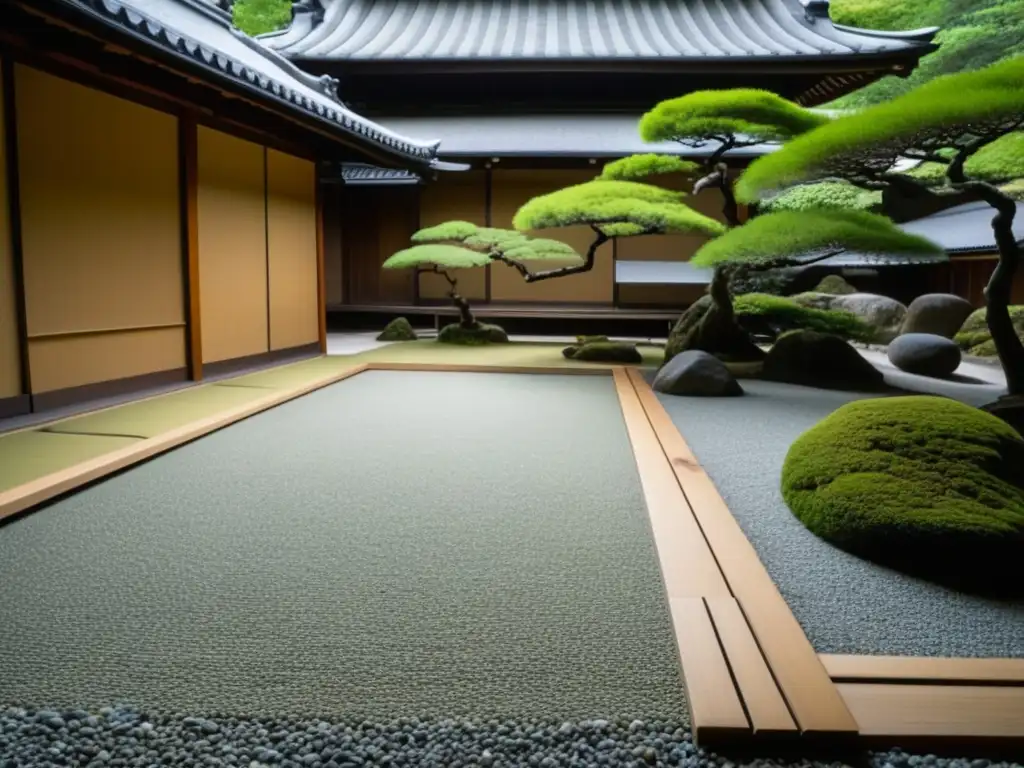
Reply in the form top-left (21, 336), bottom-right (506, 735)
top-left (14, 66), bottom-right (184, 393)
top-left (197, 126), bottom-right (269, 364)
top-left (266, 149), bottom-right (318, 351)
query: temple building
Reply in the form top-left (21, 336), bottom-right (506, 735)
top-left (0, 0), bottom-right (454, 419)
top-left (261, 0), bottom-right (940, 331)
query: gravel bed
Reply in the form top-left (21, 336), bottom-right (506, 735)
top-left (0, 371), bottom-right (683, 720)
top-left (651, 376), bottom-right (1024, 658)
top-left (2, 705), bottom-right (1021, 768)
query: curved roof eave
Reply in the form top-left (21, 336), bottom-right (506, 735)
top-left (57, 0), bottom-right (442, 165)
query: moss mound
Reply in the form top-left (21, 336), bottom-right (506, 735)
top-left (734, 293), bottom-right (873, 342)
top-left (437, 322), bottom-right (509, 345)
top-left (954, 306), bottom-right (1024, 356)
top-left (782, 396), bottom-right (1024, 595)
top-left (576, 335), bottom-right (610, 345)
top-left (814, 274), bottom-right (857, 295)
top-left (376, 317), bottom-right (418, 342)
top-left (563, 342), bottom-right (643, 363)
top-left (762, 330), bottom-right (885, 391)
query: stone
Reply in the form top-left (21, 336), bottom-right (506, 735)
top-left (900, 293), bottom-right (974, 339)
top-left (652, 350), bottom-right (743, 397)
top-left (763, 331), bottom-right (885, 391)
top-left (813, 274), bottom-right (857, 295)
top-left (792, 292), bottom-right (908, 343)
top-left (376, 317), bottom-right (418, 342)
top-left (888, 333), bottom-right (962, 378)
top-left (563, 342), bottom-right (643, 363)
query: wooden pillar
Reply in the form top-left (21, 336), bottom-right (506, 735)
top-left (315, 174), bottom-right (327, 353)
top-left (484, 166), bottom-right (493, 302)
top-left (2, 59), bottom-right (32, 401)
top-left (179, 113), bottom-right (203, 380)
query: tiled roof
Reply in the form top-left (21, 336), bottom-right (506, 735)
top-left (263, 0), bottom-right (938, 62)
top-left (59, 0), bottom-right (441, 164)
top-left (338, 164), bottom-right (422, 184)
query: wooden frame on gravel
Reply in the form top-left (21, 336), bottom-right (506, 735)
top-left (2, 359), bottom-right (1021, 755)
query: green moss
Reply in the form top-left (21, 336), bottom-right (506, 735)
top-left (734, 294), bottom-right (873, 341)
top-left (436, 322), bottom-right (508, 345)
top-left (598, 154), bottom-right (699, 181)
top-left (762, 330), bottom-right (886, 390)
top-left (782, 395), bottom-right (1024, 593)
top-left (639, 89), bottom-right (830, 144)
top-left (563, 342), bottom-right (643, 363)
top-left (954, 306), bottom-right (1024, 355)
top-left (691, 210), bottom-right (943, 269)
top-left (814, 275), bottom-right (858, 295)
top-left (376, 317), bottom-right (418, 342)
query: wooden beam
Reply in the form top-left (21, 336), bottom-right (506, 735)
top-left (625, 368), bottom-right (859, 742)
top-left (1, 58), bottom-right (32, 401)
top-left (821, 655), bottom-right (1024, 686)
top-left (179, 113), bottom-right (202, 381)
top-left (837, 683), bottom-right (1024, 748)
top-left (315, 177), bottom-right (328, 354)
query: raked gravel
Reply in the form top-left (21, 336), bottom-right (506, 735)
top-left (0, 371), bottom-right (684, 720)
top-left (651, 375), bottom-right (1024, 658)
top-left (1, 706), bottom-right (1021, 768)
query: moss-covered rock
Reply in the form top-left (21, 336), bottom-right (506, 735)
top-left (734, 293), bottom-right (874, 342)
top-left (563, 341), bottom-right (643, 363)
top-left (782, 396), bottom-right (1024, 595)
top-left (814, 274), bottom-right (857, 295)
top-left (762, 330), bottom-right (886, 391)
top-left (954, 306), bottom-right (1024, 357)
top-left (376, 317), bottom-right (418, 342)
top-left (437, 322), bottom-right (509, 345)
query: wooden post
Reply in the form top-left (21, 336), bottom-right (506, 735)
top-left (315, 173), bottom-right (327, 354)
top-left (179, 114), bottom-right (203, 380)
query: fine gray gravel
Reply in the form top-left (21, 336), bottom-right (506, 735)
top-left (1, 705), bottom-right (1021, 768)
top-left (0, 371), bottom-right (684, 721)
top-left (651, 375), bottom-right (1024, 658)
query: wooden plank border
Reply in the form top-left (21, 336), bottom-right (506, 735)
top-left (624, 367), bottom-right (859, 743)
top-left (821, 655), bottom-right (1024, 686)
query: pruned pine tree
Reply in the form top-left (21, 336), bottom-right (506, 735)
top-left (382, 244), bottom-right (490, 329)
top-left (510, 180), bottom-right (725, 282)
top-left (737, 55), bottom-right (1024, 397)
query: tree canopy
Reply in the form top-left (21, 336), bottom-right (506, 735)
top-left (232, 0), bottom-right (292, 36)
top-left (690, 210), bottom-right (945, 269)
top-left (407, 221), bottom-right (583, 263)
top-left (639, 89), bottom-right (831, 146)
top-left (761, 182), bottom-right (882, 214)
top-left (597, 154), bottom-right (699, 181)
top-left (513, 180), bottom-right (725, 238)
top-left (737, 56), bottom-right (1024, 200)
top-left (383, 244), bottom-right (492, 270)
top-left (828, 0), bottom-right (1024, 109)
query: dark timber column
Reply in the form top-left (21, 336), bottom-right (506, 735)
top-left (485, 165), bottom-right (493, 302)
top-left (315, 175), bottom-right (327, 353)
top-left (179, 113), bottom-right (202, 380)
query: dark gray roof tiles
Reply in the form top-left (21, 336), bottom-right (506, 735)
top-left (263, 0), bottom-right (938, 62)
top-left (338, 164), bottom-right (422, 184)
top-left (60, 0), bottom-right (442, 163)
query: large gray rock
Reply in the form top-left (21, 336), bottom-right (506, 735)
top-left (830, 293), bottom-right (908, 343)
top-left (762, 331), bottom-right (885, 391)
top-left (900, 293), bottom-right (974, 339)
top-left (653, 350), bottom-right (743, 397)
top-left (888, 333), bottom-right (962, 378)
